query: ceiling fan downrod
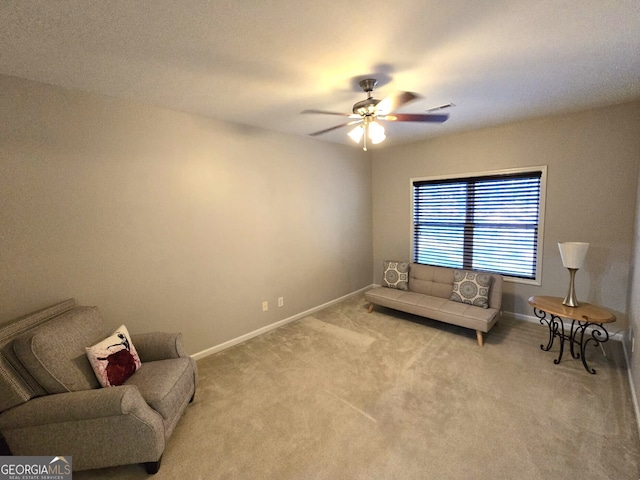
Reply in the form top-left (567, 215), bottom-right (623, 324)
top-left (353, 78), bottom-right (380, 117)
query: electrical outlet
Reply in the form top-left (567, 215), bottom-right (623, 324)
top-left (262, 301), bottom-right (268, 312)
top-left (278, 297), bottom-right (284, 307)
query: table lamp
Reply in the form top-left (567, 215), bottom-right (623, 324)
top-left (558, 242), bottom-right (589, 307)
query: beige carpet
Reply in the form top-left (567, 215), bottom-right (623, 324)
top-left (76, 294), bottom-right (640, 479)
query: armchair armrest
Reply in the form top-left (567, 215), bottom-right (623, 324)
top-left (131, 332), bottom-right (187, 362)
top-left (0, 386), bottom-right (165, 470)
top-left (0, 385), bottom-right (159, 429)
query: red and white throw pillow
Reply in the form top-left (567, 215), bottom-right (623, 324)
top-left (85, 325), bottom-right (141, 387)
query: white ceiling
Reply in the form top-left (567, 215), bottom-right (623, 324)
top-left (2, 1), bottom-right (639, 148)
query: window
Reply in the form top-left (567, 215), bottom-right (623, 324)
top-left (412, 167), bottom-right (546, 284)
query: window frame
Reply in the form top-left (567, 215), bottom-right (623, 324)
top-left (410, 166), bottom-right (547, 285)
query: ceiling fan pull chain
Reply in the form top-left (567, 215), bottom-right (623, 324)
top-left (363, 126), bottom-right (368, 152)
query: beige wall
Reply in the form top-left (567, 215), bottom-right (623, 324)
top-left (371, 101), bottom-right (640, 327)
top-left (0, 75), bottom-right (373, 354)
top-left (2, 71), bottom-right (638, 363)
top-left (627, 124), bottom-right (640, 429)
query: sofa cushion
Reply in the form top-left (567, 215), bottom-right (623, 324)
top-left (365, 285), bottom-right (500, 333)
top-left (13, 307), bottom-right (110, 394)
top-left (409, 264), bottom-right (454, 298)
top-left (382, 260), bottom-right (410, 290)
top-left (366, 287), bottom-right (425, 307)
top-left (450, 270), bottom-right (493, 308)
top-left (86, 325), bottom-right (142, 387)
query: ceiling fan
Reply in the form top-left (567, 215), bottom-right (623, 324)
top-left (302, 78), bottom-right (451, 151)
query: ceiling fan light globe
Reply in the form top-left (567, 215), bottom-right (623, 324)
top-left (348, 125), bottom-right (365, 143)
top-left (371, 134), bottom-right (386, 145)
top-left (368, 121), bottom-right (386, 144)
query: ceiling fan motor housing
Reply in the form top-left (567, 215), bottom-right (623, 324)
top-left (353, 98), bottom-right (380, 116)
top-left (359, 78), bottom-right (378, 93)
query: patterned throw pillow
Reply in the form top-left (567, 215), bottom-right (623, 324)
top-left (85, 325), bottom-right (142, 387)
top-left (382, 260), bottom-right (410, 290)
top-left (450, 270), bottom-right (493, 308)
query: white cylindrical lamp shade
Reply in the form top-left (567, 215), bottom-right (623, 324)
top-left (558, 242), bottom-right (589, 269)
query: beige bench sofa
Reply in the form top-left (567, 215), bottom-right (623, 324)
top-left (365, 263), bottom-right (503, 346)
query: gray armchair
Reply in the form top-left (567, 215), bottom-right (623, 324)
top-left (0, 299), bottom-right (197, 473)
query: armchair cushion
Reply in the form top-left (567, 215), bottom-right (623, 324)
top-left (85, 325), bottom-right (142, 387)
top-left (124, 358), bottom-right (195, 427)
top-left (13, 307), bottom-right (110, 394)
top-left (130, 332), bottom-right (199, 398)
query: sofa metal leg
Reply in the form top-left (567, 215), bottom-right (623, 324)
top-left (144, 456), bottom-right (162, 474)
top-left (367, 304), bottom-right (374, 313)
top-left (476, 331), bottom-right (484, 347)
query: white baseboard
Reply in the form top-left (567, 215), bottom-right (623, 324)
top-left (191, 285), bottom-right (374, 361)
top-left (622, 336), bottom-right (640, 443)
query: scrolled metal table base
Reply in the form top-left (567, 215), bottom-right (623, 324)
top-left (533, 307), bottom-right (609, 374)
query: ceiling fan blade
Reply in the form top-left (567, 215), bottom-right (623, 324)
top-left (301, 109), bottom-right (350, 116)
top-left (376, 91), bottom-right (420, 115)
top-left (309, 120), bottom-right (362, 137)
top-left (383, 113), bottom-right (449, 123)
top-left (426, 103), bottom-right (455, 112)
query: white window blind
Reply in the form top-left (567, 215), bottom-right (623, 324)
top-left (412, 170), bottom-right (544, 280)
